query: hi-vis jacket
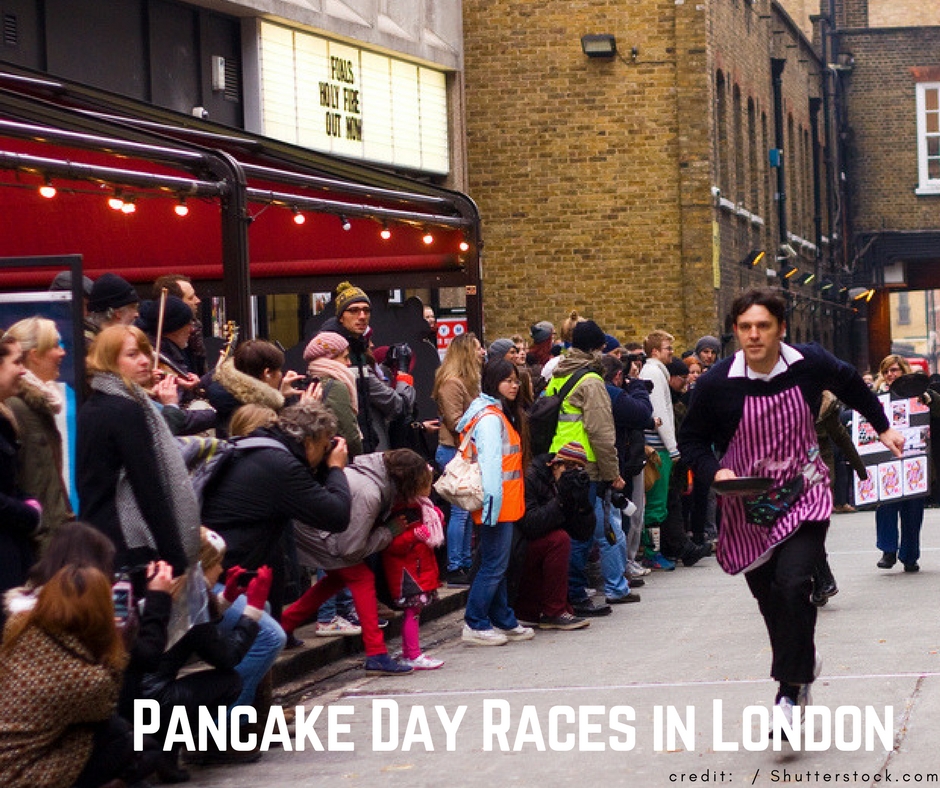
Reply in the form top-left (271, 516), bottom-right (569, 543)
top-left (456, 394), bottom-right (525, 526)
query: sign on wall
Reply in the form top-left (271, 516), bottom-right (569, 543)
top-left (851, 393), bottom-right (931, 506)
top-left (259, 22), bottom-right (450, 174)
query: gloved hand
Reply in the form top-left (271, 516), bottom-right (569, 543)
top-left (557, 468), bottom-right (591, 512)
top-left (223, 565), bottom-right (247, 603)
top-left (245, 566), bottom-right (273, 610)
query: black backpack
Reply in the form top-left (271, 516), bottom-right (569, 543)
top-left (527, 368), bottom-right (591, 455)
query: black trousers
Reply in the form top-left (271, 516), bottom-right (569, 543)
top-left (72, 714), bottom-right (134, 788)
top-left (744, 520), bottom-right (828, 685)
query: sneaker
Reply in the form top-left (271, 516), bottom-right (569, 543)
top-left (772, 695), bottom-right (798, 748)
top-left (570, 598), bottom-right (613, 617)
top-left (346, 612), bottom-right (388, 629)
top-left (284, 634), bottom-right (305, 650)
top-left (606, 593), bottom-right (641, 604)
top-left (681, 541), bottom-right (712, 567)
top-left (495, 624), bottom-right (535, 641)
top-left (462, 624), bottom-right (508, 646)
top-left (446, 568), bottom-right (472, 587)
top-left (625, 559), bottom-right (651, 578)
top-left (642, 552), bottom-right (676, 571)
top-left (538, 612), bottom-right (590, 630)
top-left (877, 551), bottom-right (897, 569)
top-left (904, 562), bottom-right (920, 573)
top-left (315, 615), bottom-right (362, 637)
top-left (400, 653), bottom-right (444, 670)
top-left (363, 653), bottom-right (413, 674)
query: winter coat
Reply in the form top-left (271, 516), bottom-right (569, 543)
top-left (318, 317), bottom-right (416, 453)
top-left (0, 409), bottom-right (41, 611)
top-left (547, 350), bottom-right (620, 482)
top-left (639, 356), bottom-right (679, 456)
top-left (434, 376), bottom-right (474, 448)
top-left (7, 377), bottom-right (73, 541)
top-left (205, 359), bottom-right (285, 438)
top-left (605, 379), bottom-right (655, 478)
top-left (381, 502), bottom-right (442, 600)
top-left (0, 625), bottom-right (123, 788)
top-left (317, 376), bottom-right (364, 458)
top-left (293, 452), bottom-right (396, 570)
top-left (519, 454), bottom-right (595, 543)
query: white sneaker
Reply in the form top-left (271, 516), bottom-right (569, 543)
top-left (626, 560), bottom-right (651, 578)
top-left (798, 651), bottom-right (823, 707)
top-left (773, 696), bottom-right (799, 749)
top-left (400, 653), bottom-right (444, 670)
top-left (495, 624), bottom-right (535, 642)
top-left (462, 624), bottom-right (508, 646)
top-left (315, 615), bottom-right (362, 637)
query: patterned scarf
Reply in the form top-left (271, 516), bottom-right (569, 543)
top-left (413, 495), bottom-right (445, 547)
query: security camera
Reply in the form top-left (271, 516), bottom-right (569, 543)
top-left (191, 106), bottom-right (209, 119)
top-left (777, 243), bottom-right (798, 260)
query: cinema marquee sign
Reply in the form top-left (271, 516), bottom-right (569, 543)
top-left (258, 21), bottom-right (450, 175)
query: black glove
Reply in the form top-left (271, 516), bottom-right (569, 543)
top-left (557, 468), bottom-right (592, 513)
top-left (387, 342), bottom-right (413, 373)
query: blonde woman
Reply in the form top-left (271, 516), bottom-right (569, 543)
top-left (432, 332), bottom-right (485, 585)
top-left (5, 317), bottom-right (73, 545)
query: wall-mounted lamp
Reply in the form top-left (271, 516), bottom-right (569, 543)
top-left (107, 191), bottom-right (125, 211)
top-left (581, 34), bottom-right (617, 58)
top-left (340, 214), bottom-right (352, 232)
top-left (742, 250), bottom-right (765, 268)
top-left (380, 222), bottom-right (391, 240)
top-left (459, 237), bottom-right (470, 253)
top-left (781, 263), bottom-right (799, 279)
top-left (174, 198), bottom-right (189, 217)
top-left (120, 197), bottom-right (136, 214)
top-left (39, 178), bottom-right (56, 199)
top-left (292, 207), bottom-right (305, 225)
top-left (422, 230), bottom-right (434, 245)
top-left (819, 278), bottom-right (835, 291)
top-left (848, 287), bottom-right (874, 302)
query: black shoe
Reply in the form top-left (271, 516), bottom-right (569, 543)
top-left (539, 612), bottom-right (590, 630)
top-left (904, 562), bottom-right (920, 573)
top-left (606, 593), bottom-right (641, 604)
top-left (284, 634), bottom-right (305, 650)
top-left (681, 541), bottom-right (713, 567)
top-left (446, 568), bottom-right (472, 587)
top-left (185, 745), bottom-right (263, 767)
top-left (877, 552), bottom-right (897, 569)
top-left (570, 598), bottom-right (612, 617)
top-left (811, 581), bottom-right (838, 607)
top-left (628, 577), bottom-right (645, 588)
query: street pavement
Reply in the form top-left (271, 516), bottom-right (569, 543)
top-left (178, 507), bottom-right (940, 787)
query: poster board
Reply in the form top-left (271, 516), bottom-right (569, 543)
top-left (851, 392), bottom-right (931, 506)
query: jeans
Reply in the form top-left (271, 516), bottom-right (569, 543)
top-left (315, 569), bottom-right (356, 624)
top-left (876, 498), bottom-right (924, 565)
top-left (437, 444), bottom-right (473, 571)
top-left (215, 587), bottom-right (287, 708)
top-left (464, 521), bottom-right (519, 631)
top-left (568, 483), bottom-right (630, 601)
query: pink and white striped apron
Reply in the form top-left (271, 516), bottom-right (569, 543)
top-left (717, 385), bottom-right (831, 574)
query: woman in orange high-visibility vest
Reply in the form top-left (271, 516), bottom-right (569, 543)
top-left (455, 358), bottom-right (533, 647)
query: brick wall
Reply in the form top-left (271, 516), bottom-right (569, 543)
top-left (840, 27), bottom-right (940, 232)
top-left (462, 0), bottom-right (832, 349)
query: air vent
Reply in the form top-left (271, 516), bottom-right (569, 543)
top-left (224, 56), bottom-right (240, 103)
top-left (3, 14), bottom-right (18, 46)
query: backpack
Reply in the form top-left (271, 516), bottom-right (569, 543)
top-left (177, 435), bottom-right (292, 507)
top-left (526, 368), bottom-right (591, 455)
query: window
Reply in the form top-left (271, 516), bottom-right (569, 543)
top-left (897, 292), bottom-right (911, 326)
top-left (916, 82), bottom-right (940, 194)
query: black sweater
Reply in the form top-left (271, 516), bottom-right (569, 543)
top-left (678, 343), bottom-right (890, 486)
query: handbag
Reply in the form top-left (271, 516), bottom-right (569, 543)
top-left (433, 413), bottom-right (485, 511)
top-left (643, 445), bottom-right (662, 492)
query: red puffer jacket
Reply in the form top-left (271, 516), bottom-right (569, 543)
top-left (381, 502), bottom-right (442, 601)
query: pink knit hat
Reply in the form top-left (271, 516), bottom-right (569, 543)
top-left (303, 331), bottom-right (349, 362)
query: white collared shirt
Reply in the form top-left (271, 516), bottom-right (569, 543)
top-left (728, 342), bottom-right (804, 381)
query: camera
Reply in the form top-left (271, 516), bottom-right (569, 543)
top-left (626, 352), bottom-right (646, 367)
top-left (609, 489), bottom-right (639, 517)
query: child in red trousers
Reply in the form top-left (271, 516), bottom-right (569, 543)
top-left (382, 469), bottom-right (445, 670)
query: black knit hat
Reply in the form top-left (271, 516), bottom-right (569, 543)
top-left (138, 296), bottom-right (193, 335)
top-left (571, 320), bottom-right (607, 352)
top-left (88, 273), bottom-right (138, 313)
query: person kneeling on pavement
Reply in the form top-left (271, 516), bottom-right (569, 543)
top-left (509, 442), bottom-right (596, 630)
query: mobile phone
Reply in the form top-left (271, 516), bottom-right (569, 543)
top-left (236, 569), bottom-right (259, 587)
top-left (112, 579), bottom-right (133, 621)
top-left (296, 375), bottom-right (319, 390)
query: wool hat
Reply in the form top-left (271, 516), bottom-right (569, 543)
top-left (530, 320), bottom-right (554, 344)
top-left (694, 335), bottom-right (721, 356)
top-left (138, 296), bottom-right (192, 335)
top-left (49, 271), bottom-right (94, 297)
top-left (333, 281), bottom-right (371, 316)
top-left (488, 338), bottom-right (515, 361)
top-left (552, 441), bottom-right (588, 466)
top-left (88, 273), bottom-right (138, 313)
top-left (603, 334), bottom-right (621, 354)
top-left (304, 331), bottom-right (349, 362)
top-left (666, 358), bottom-right (690, 377)
top-left (571, 319), bottom-right (607, 352)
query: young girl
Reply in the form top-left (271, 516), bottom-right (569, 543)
top-left (382, 465), bottom-right (445, 670)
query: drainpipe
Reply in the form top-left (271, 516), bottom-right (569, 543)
top-left (810, 97), bottom-right (823, 338)
top-left (770, 57), bottom-right (792, 334)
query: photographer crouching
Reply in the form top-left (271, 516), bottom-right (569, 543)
top-left (507, 442), bottom-right (596, 630)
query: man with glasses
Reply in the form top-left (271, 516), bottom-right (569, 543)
top-left (318, 281), bottom-right (416, 453)
top-left (639, 329), bottom-right (680, 570)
